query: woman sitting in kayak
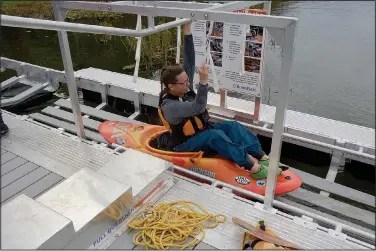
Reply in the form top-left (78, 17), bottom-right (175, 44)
top-left (157, 23), bottom-right (281, 180)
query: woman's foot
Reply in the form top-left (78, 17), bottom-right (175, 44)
top-left (249, 153), bottom-right (269, 162)
top-left (249, 161), bottom-right (282, 180)
top-left (260, 154), bottom-right (269, 161)
top-left (259, 155), bottom-right (290, 171)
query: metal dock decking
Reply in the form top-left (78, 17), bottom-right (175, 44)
top-left (1, 111), bottom-right (374, 249)
top-left (24, 98), bottom-right (375, 233)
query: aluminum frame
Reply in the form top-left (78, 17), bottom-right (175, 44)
top-left (1, 15), bottom-right (192, 38)
top-left (52, 2), bottom-right (85, 139)
top-left (264, 22), bottom-right (297, 209)
top-left (57, 1), bottom-right (295, 28)
top-left (1, 1), bottom-right (298, 211)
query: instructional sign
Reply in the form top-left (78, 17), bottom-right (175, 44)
top-left (191, 9), bottom-right (268, 96)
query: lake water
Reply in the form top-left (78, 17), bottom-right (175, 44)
top-left (1, 1), bottom-right (375, 195)
top-left (266, 1), bottom-right (375, 129)
top-left (2, 1), bottom-right (374, 128)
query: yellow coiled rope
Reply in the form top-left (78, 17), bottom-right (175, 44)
top-left (127, 200), bottom-right (226, 250)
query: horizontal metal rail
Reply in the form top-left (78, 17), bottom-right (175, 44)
top-left (111, 1), bottom-right (267, 10)
top-left (1, 15), bottom-right (191, 38)
top-left (210, 114), bottom-right (375, 161)
top-left (112, 1), bottom-right (217, 9)
top-left (58, 1), bottom-right (295, 28)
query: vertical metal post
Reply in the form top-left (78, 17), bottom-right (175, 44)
top-left (263, 22), bottom-right (297, 209)
top-left (147, 16), bottom-right (155, 29)
top-left (133, 14), bottom-right (142, 83)
top-left (253, 96), bottom-right (261, 121)
top-left (320, 140), bottom-right (345, 196)
top-left (254, 1), bottom-right (271, 122)
top-left (176, 18), bottom-right (181, 64)
top-left (219, 89), bottom-right (227, 108)
top-left (52, 2), bottom-right (85, 139)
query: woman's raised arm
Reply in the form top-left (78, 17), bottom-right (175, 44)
top-left (183, 23), bottom-right (195, 90)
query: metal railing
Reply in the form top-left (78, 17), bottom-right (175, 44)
top-left (1, 1), bottom-right (297, 212)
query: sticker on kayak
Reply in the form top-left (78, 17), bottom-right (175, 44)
top-left (111, 124), bottom-right (132, 139)
top-left (256, 180), bottom-right (266, 187)
top-left (191, 166), bottom-right (216, 179)
top-left (115, 138), bottom-right (126, 145)
top-left (235, 176), bottom-right (250, 185)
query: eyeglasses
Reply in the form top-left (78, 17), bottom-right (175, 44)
top-left (175, 78), bottom-right (189, 86)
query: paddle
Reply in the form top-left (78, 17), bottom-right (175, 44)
top-left (232, 217), bottom-right (301, 250)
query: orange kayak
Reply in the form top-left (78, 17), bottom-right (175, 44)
top-left (98, 121), bottom-right (302, 196)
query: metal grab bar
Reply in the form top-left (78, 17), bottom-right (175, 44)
top-left (1, 15), bottom-right (191, 38)
top-left (210, 114), bottom-right (375, 161)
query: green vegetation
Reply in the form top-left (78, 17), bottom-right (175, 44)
top-left (121, 29), bottom-right (179, 72)
top-left (1, 0), bottom-right (121, 20)
top-left (1, 1), bottom-right (181, 72)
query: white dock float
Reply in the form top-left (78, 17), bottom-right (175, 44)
top-left (75, 67), bottom-right (375, 162)
top-left (3, 56), bottom-right (374, 162)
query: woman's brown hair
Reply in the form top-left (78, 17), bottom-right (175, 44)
top-left (160, 64), bottom-right (184, 94)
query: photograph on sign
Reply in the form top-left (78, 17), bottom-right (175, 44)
top-left (245, 58), bottom-right (261, 73)
top-left (207, 21), bottom-right (224, 37)
top-left (246, 25), bottom-right (264, 43)
top-left (245, 42), bottom-right (262, 58)
top-left (210, 38), bottom-right (223, 53)
top-left (211, 52), bottom-right (223, 67)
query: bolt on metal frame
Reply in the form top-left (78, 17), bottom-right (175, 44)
top-left (1, 1), bottom-right (297, 211)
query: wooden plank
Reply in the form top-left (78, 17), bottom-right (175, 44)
top-left (276, 196), bottom-right (374, 235)
top-left (1, 152), bottom-right (17, 164)
top-left (42, 106), bottom-right (101, 131)
top-left (31, 173), bottom-right (64, 198)
top-left (1, 162), bottom-right (38, 188)
top-left (3, 172), bottom-right (63, 204)
top-left (55, 98), bottom-right (142, 123)
top-left (288, 189), bottom-right (375, 227)
top-left (290, 167), bottom-right (375, 207)
top-left (29, 113), bottom-right (106, 143)
top-left (1, 167), bottom-right (50, 203)
top-left (1, 157), bottom-right (28, 176)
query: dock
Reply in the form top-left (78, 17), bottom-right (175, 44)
top-left (1, 0), bottom-right (375, 249)
top-left (1, 111), bottom-right (375, 249)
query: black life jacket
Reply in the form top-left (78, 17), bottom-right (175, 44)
top-left (158, 88), bottom-right (211, 148)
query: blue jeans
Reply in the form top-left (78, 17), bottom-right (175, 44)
top-left (174, 121), bottom-right (265, 169)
